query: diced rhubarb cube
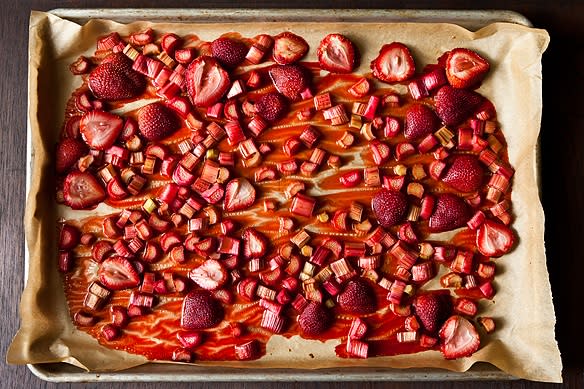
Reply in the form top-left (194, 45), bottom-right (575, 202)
top-left (346, 338), bottom-right (369, 358)
top-left (290, 194), bottom-right (316, 217)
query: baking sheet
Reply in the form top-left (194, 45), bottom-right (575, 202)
top-left (12, 8), bottom-right (558, 382)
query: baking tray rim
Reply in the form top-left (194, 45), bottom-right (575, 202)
top-left (25, 7), bottom-right (532, 382)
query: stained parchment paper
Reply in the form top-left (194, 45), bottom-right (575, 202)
top-left (8, 10), bottom-right (560, 382)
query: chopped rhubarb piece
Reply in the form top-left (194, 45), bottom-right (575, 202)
top-left (440, 272), bottom-right (463, 288)
top-left (384, 116), bottom-right (402, 137)
top-left (478, 317), bottom-right (496, 333)
top-left (331, 209), bottom-right (349, 231)
top-left (346, 338), bottom-right (369, 358)
top-left (313, 93), bottom-right (332, 111)
top-left (369, 140), bottom-right (391, 165)
top-left (363, 95), bottom-right (380, 120)
top-left (235, 340), bottom-right (261, 360)
top-left (348, 78), bottom-right (370, 98)
top-left (290, 193), bottom-right (316, 217)
top-left (283, 136), bottom-right (303, 156)
top-left (339, 170), bottom-right (362, 187)
top-left (408, 78), bottom-right (429, 100)
top-left (454, 298), bottom-right (478, 316)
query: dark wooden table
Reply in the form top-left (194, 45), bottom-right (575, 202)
top-left (2, 1), bottom-right (583, 388)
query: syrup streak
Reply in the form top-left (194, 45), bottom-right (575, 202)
top-left (111, 98), bottom-right (160, 115)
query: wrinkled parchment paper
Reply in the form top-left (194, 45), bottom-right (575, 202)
top-left (8, 10), bottom-right (560, 382)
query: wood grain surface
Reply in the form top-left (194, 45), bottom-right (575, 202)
top-left (1, 1), bottom-right (583, 388)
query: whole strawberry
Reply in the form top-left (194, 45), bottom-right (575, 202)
top-left (56, 138), bottom-right (88, 173)
top-left (268, 64), bottom-right (309, 101)
top-left (371, 188), bottom-right (408, 228)
top-left (88, 53), bottom-right (146, 100)
top-left (413, 293), bottom-right (452, 334)
top-left (428, 193), bottom-right (470, 232)
top-left (297, 301), bottom-right (333, 336)
top-left (211, 37), bottom-right (247, 68)
top-left (434, 85), bottom-right (484, 126)
top-left (337, 279), bottom-right (377, 314)
top-left (181, 290), bottom-right (224, 330)
top-left (404, 104), bottom-right (441, 141)
top-left (442, 154), bottom-right (484, 193)
top-left (254, 92), bottom-right (288, 122)
top-left (138, 102), bottom-right (180, 141)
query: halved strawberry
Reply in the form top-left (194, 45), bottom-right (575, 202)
top-left (211, 37), bottom-right (247, 68)
top-left (255, 92), bottom-right (288, 122)
top-left (181, 290), bottom-right (224, 330)
top-left (272, 32), bottom-right (308, 65)
top-left (56, 138), bottom-right (88, 173)
top-left (268, 64), bottom-right (309, 101)
top-left (428, 193), bottom-right (470, 232)
top-left (477, 220), bottom-right (515, 257)
top-left (439, 315), bottom-right (480, 359)
top-left (370, 42), bottom-right (415, 83)
top-left (79, 110), bottom-right (123, 150)
top-left (88, 53), bottom-right (146, 101)
top-left (223, 178), bottom-right (256, 212)
top-left (434, 85), bottom-right (484, 126)
top-left (445, 48), bottom-right (490, 89)
top-left (188, 259), bottom-right (228, 290)
top-left (185, 56), bottom-right (230, 107)
top-left (63, 171), bottom-right (106, 210)
top-left (371, 188), bottom-right (408, 228)
top-left (137, 102), bottom-right (180, 141)
top-left (317, 33), bottom-right (356, 73)
top-left (413, 293), bottom-right (452, 334)
top-left (297, 301), bottom-right (333, 336)
top-left (442, 154), bottom-right (484, 193)
top-left (404, 104), bottom-right (441, 141)
top-left (337, 279), bottom-right (376, 314)
top-left (58, 224), bottom-right (81, 250)
top-left (242, 227), bottom-right (268, 259)
top-left (98, 256), bottom-right (140, 290)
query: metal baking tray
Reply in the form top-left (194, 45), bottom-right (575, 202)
top-left (26, 8), bottom-right (531, 382)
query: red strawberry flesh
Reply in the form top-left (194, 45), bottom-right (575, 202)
top-left (181, 290), bottom-right (224, 330)
top-left (98, 256), bottom-right (140, 290)
top-left (137, 102), bottom-right (180, 141)
top-left (439, 315), bottom-right (480, 359)
top-left (428, 193), bottom-right (471, 232)
top-left (272, 32), bottom-right (309, 65)
top-left (188, 259), bottom-right (228, 290)
top-left (370, 42), bottom-right (415, 83)
top-left (371, 189), bottom-right (408, 228)
top-left (88, 53), bottom-right (146, 101)
top-left (243, 228), bottom-right (268, 259)
top-left (211, 37), bottom-right (247, 68)
top-left (56, 138), bottom-right (88, 173)
top-left (404, 104), bottom-right (441, 141)
top-left (442, 154), bottom-right (484, 193)
top-left (268, 64), bottom-right (309, 102)
top-left (337, 279), bottom-right (376, 314)
top-left (79, 110), bottom-right (123, 150)
top-left (255, 92), bottom-right (288, 122)
top-left (224, 177), bottom-right (256, 212)
top-left (297, 301), bottom-right (333, 336)
top-left (185, 56), bottom-right (230, 107)
top-left (445, 48), bottom-right (490, 89)
top-left (477, 220), bottom-right (515, 257)
top-left (63, 171), bottom-right (106, 210)
top-left (435, 85), bottom-right (484, 126)
top-left (317, 33), bottom-right (356, 73)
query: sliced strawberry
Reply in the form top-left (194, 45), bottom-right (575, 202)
top-left (79, 110), bottom-right (123, 150)
top-left (439, 315), bottom-right (481, 359)
top-left (137, 102), bottom-right (180, 141)
top-left (63, 171), bottom-right (106, 210)
top-left (268, 64), bottom-right (309, 102)
top-left (428, 193), bottom-right (470, 232)
top-left (297, 301), bottom-right (333, 336)
top-left (56, 138), bottom-right (88, 173)
top-left (434, 85), bottom-right (484, 126)
top-left (370, 42), bottom-right (415, 83)
top-left (272, 32), bottom-right (308, 65)
top-left (242, 227), bottom-right (268, 259)
top-left (404, 104), bottom-right (441, 141)
top-left (477, 220), bottom-right (515, 257)
top-left (255, 92), bottom-right (288, 122)
top-left (188, 259), bottom-right (228, 290)
top-left (442, 154), bottom-right (484, 193)
top-left (413, 293), bottom-right (453, 334)
top-left (371, 188), bottom-right (408, 228)
top-left (223, 177), bottom-right (256, 212)
top-left (317, 33), bottom-right (356, 73)
top-left (337, 279), bottom-right (377, 314)
top-left (211, 37), bottom-right (247, 68)
top-left (181, 290), bottom-right (224, 330)
top-left (185, 56), bottom-right (230, 107)
top-left (98, 256), bottom-right (140, 290)
top-left (88, 53), bottom-right (146, 101)
top-left (445, 48), bottom-right (490, 89)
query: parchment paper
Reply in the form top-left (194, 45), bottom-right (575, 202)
top-left (8, 10), bottom-right (560, 382)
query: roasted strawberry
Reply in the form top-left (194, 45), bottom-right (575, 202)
top-left (58, 224), bottom-right (81, 250)
top-left (137, 102), bottom-right (180, 141)
top-left (428, 193), bottom-right (470, 232)
top-left (188, 259), bottom-right (228, 290)
top-left (371, 188), bottom-right (408, 228)
top-left (88, 53), bottom-right (146, 101)
top-left (445, 48), bottom-right (490, 89)
top-left (337, 279), bottom-right (377, 314)
top-left (404, 104), bottom-right (441, 141)
top-left (181, 290), bottom-right (224, 330)
top-left (268, 64), bottom-right (309, 102)
top-left (370, 42), bottom-right (415, 83)
top-left (98, 256), bottom-right (140, 290)
top-left (317, 33), bottom-right (356, 73)
top-left (477, 220), bottom-right (515, 257)
top-left (413, 293), bottom-right (452, 334)
top-left (255, 92), bottom-right (288, 122)
top-left (79, 110), bottom-right (124, 150)
top-left (224, 177), bottom-right (256, 212)
top-left (439, 315), bottom-right (480, 359)
top-left (434, 85), bottom-right (484, 126)
top-left (63, 171), bottom-right (106, 210)
top-left (272, 32), bottom-right (308, 65)
top-left (56, 138), bottom-right (88, 173)
top-left (442, 154), bottom-right (484, 193)
top-left (185, 56), bottom-right (230, 107)
top-left (242, 228), bottom-right (268, 259)
top-left (211, 37), bottom-right (247, 68)
top-left (297, 301), bottom-right (333, 336)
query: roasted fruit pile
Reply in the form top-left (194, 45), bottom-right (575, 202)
top-left (56, 27), bottom-right (515, 362)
